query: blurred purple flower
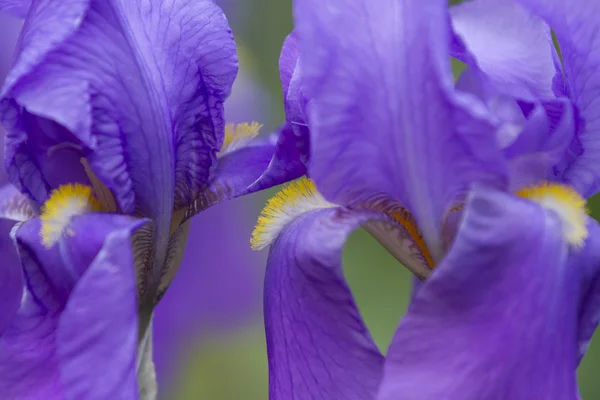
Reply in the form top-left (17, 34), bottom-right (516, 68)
top-left (152, 62), bottom-right (270, 387)
top-left (250, 0), bottom-right (600, 399)
top-left (0, 0), bottom-right (301, 398)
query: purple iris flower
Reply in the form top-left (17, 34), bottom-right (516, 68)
top-left (250, 0), bottom-right (600, 399)
top-left (0, 0), bottom-right (301, 397)
top-left (449, 0), bottom-right (600, 360)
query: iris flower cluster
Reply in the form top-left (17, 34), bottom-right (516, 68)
top-left (0, 0), bottom-right (599, 399)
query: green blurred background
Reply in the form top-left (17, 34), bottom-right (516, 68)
top-left (166, 0), bottom-right (600, 398)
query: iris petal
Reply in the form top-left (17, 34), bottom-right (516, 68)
top-left (0, 213), bottom-right (146, 398)
top-left (264, 207), bottom-right (386, 400)
top-left (1, 0), bottom-right (238, 244)
top-left (293, 0), bottom-right (507, 257)
top-left (378, 187), bottom-right (599, 399)
top-left (450, 0), bottom-right (560, 100)
top-left (516, 0), bottom-right (600, 197)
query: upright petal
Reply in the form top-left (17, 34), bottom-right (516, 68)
top-left (0, 11), bottom-right (22, 82)
top-left (294, 0), bottom-right (507, 257)
top-left (450, 0), bottom-right (560, 100)
top-left (515, 0), bottom-right (600, 197)
top-left (279, 32), bottom-right (300, 105)
top-left (2, 0), bottom-right (238, 243)
top-left (378, 187), bottom-right (593, 400)
top-left (265, 207), bottom-right (391, 400)
top-left (0, 213), bottom-right (145, 399)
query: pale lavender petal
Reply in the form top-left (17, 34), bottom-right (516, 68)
top-left (279, 32), bottom-right (299, 103)
top-left (265, 207), bottom-right (387, 400)
top-left (378, 187), bottom-right (592, 400)
top-left (450, 0), bottom-right (559, 100)
top-left (0, 213), bottom-right (145, 398)
top-left (294, 0), bottom-right (507, 257)
top-left (516, 0), bottom-right (600, 197)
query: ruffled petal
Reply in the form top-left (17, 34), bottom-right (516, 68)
top-left (456, 67), bottom-right (577, 190)
top-left (0, 213), bottom-right (146, 398)
top-left (294, 0), bottom-right (507, 257)
top-left (515, 0), bottom-right (600, 197)
top-left (264, 207), bottom-right (389, 400)
top-left (450, 0), bottom-right (559, 100)
top-left (378, 187), bottom-right (590, 400)
top-left (2, 0), bottom-right (238, 243)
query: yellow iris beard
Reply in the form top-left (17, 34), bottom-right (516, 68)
top-left (516, 182), bottom-right (588, 248)
top-left (40, 183), bottom-right (102, 248)
top-left (250, 177), bottom-right (335, 250)
top-left (219, 122), bottom-right (262, 157)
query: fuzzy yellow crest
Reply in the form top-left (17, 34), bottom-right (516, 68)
top-left (516, 182), bottom-right (588, 248)
top-left (219, 122), bottom-right (262, 157)
top-left (40, 184), bottom-right (102, 248)
top-left (250, 177), bottom-right (335, 250)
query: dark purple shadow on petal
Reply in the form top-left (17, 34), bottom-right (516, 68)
top-left (378, 187), bottom-right (581, 400)
top-left (265, 207), bottom-right (387, 400)
top-left (243, 124), bottom-right (308, 195)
